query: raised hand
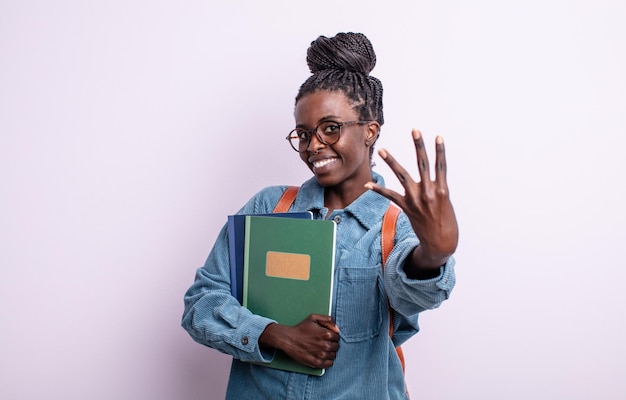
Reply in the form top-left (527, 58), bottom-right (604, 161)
top-left (365, 129), bottom-right (459, 276)
top-left (259, 314), bottom-right (340, 369)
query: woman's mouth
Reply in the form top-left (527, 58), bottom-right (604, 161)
top-left (311, 157), bottom-right (338, 172)
top-left (313, 158), bottom-right (336, 168)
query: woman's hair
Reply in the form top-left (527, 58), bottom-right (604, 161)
top-left (296, 32), bottom-right (384, 127)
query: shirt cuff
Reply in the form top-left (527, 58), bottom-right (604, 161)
top-left (398, 256), bottom-right (456, 291)
top-left (227, 315), bottom-right (277, 363)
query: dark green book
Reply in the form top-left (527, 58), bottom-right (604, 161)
top-left (242, 215), bottom-right (336, 376)
top-left (228, 212), bottom-right (313, 304)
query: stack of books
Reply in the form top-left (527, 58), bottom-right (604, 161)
top-left (227, 213), bottom-right (337, 375)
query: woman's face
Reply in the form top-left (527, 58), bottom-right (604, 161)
top-left (294, 90), bottom-right (377, 189)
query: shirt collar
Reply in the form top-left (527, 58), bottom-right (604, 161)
top-left (294, 171), bottom-right (391, 230)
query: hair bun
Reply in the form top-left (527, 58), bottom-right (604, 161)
top-left (306, 32), bottom-right (376, 75)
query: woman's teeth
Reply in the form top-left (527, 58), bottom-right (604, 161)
top-left (313, 159), bottom-right (336, 168)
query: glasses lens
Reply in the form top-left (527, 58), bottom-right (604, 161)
top-left (288, 130), bottom-right (305, 152)
top-left (317, 122), bottom-right (342, 145)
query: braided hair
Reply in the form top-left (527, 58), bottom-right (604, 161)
top-left (296, 33), bottom-right (384, 157)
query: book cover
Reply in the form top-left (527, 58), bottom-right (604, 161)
top-left (227, 212), bottom-right (312, 304)
top-left (242, 215), bottom-right (336, 376)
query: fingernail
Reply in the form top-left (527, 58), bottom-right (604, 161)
top-left (436, 135), bottom-right (444, 144)
top-left (378, 149), bottom-right (387, 159)
top-left (412, 129), bottom-right (422, 140)
top-left (364, 183), bottom-right (373, 190)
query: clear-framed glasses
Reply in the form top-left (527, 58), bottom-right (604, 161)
top-left (285, 120), bottom-right (372, 152)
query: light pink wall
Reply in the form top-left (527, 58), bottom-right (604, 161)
top-left (2, 1), bottom-right (625, 399)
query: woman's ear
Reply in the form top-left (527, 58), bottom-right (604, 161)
top-left (365, 122), bottom-right (380, 146)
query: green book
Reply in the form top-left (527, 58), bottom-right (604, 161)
top-left (242, 215), bottom-right (337, 376)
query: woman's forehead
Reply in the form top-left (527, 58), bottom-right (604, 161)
top-left (294, 91), bottom-right (356, 123)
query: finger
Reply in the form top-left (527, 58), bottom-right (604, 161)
top-left (364, 180), bottom-right (404, 207)
top-left (325, 341), bottom-right (340, 352)
top-left (317, 358), bottom-right (335, 369)
top-left (377, 147), bottom-right (417, 191)
top-left (314, 315), bottom-right (340, 333)
top-left (434, 135), bottom-right (448, 185)
top-left (318, 321), bottom-right (340, 334)
top-left (412, 129), bottom-right (431, 182)
top-left (319, 351), bottom-right (337, 361)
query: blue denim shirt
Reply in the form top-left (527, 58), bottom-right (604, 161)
top-left (182, 172), bottom-right (456, 399)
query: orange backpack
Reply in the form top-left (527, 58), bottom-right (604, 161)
top-left (272, 186), bottom-right (406, 374)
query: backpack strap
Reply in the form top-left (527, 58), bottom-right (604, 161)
top-left (273, 186), bottom-right (299, 213)
top-left (381, 204), bottom-right (407, 377)
top-left (382, 204), bottom-right (401, 266)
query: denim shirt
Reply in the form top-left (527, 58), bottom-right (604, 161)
top-left (181, 172), bottom-right (456, 399)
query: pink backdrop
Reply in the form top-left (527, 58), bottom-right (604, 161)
top-left (2, 1), bottom-right (625, 399)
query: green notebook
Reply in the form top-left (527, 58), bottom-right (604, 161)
top-left (242, 215), bottom-right (337, 376)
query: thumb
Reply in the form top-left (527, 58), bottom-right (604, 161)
top-left (314, 315), bottom-right (340, 333)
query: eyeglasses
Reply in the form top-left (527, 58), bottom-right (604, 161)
top-left (286, 120), bottom-right (372, 152)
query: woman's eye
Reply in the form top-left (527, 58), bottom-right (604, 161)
top-left (323, 124), bottom-right (341, 134)
top-left (297, 131), bottom-right (309, 141)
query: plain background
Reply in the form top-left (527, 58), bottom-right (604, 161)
top-left (2, 1), bottom-right (625, 399)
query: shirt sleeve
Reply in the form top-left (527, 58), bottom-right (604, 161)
top-left (382, 213), bottom-right (457, 318)
top-left (180, 187), bottom-right (288, 363)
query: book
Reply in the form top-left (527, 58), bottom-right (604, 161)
top-left (227, 212), bottom-right (313, 304)
top-left (242, 215), bottom-right (336, 376)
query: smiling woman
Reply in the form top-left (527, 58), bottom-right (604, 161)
top-left (181, 32), bottom-right (458, 399)
top-left (292, 91), bottom-right (378, 196)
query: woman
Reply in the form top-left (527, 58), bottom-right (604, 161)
top-left (182, 32), bottom-right (458, 399)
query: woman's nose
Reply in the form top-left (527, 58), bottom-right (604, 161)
top-left (307, 132), bottom-right (325, 153)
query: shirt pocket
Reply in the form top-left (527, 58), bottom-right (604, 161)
top-left (334, 265), bottom-right (384, 343)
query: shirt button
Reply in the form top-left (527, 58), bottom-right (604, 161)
top-left (332, 215), bottom-right (342, 224)
top-left (241, 336), bottom-right (249, 345)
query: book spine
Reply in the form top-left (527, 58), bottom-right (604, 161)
top-left (242, 215), bottom-right (252, 307)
